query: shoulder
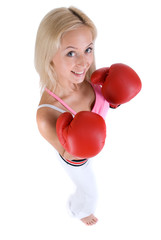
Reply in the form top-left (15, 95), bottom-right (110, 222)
top-left (37, 108), bottom-right (55, 134)
top-left (36, 103), bottom-right (62, 141)
top-left (37, 90), bottom-right (60, 123)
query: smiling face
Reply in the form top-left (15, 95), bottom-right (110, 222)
top-left (52, 26), bottom-right (94, 87)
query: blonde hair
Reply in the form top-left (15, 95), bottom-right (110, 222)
top-left (34, 6), bottom-right (97, 92)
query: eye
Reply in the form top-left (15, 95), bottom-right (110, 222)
top-left (67, 51), bottom-right (75, 57)
top-left (85, 47), bottom-right (93, 54)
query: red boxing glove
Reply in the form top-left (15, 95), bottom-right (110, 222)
top-left (91, 63), bottom-right (142, 108)
top-left (56, 111), bottom-right (106, 158)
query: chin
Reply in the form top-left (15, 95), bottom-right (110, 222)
top-left (71, 78), bottom-right (84, 84)
top-left (76, 79), bottom-right (85, 84)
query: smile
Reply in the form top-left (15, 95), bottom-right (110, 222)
top-left (71, 70), bottom-right (85, 76)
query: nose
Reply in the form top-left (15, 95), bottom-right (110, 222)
top-left (76, 54), bottom-right (86, 67)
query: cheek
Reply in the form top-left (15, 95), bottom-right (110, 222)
top-left (87, 54), bottom-right (94, 67)
top-left (90, 56), bottom-right (94, 64)
top-left (53, 58), bottom-right (71, 73)
top-left (60, 57), bottom-right (75, 69)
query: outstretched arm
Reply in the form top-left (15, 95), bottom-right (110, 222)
top-left (91, 63), bottom-right (142, 108)
top-left (36, 108), bottom-right (81, 160)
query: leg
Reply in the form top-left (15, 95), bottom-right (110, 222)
top-left (57, 154), bottom-right (98, 225)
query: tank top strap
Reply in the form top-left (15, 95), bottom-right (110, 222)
top-left (37, 104), bottom-right (66, 113)
top-left (45, 88), bottom-right (76, 115)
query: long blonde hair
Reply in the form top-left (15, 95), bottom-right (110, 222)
top-left (34, 6), bottom-right (97, 92)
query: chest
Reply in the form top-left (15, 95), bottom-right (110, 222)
top-left (64, 85), bottom-right (95, 113)
top-left (41, 82), bottom-right (96, 114)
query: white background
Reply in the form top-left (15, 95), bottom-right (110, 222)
top-left (0, 0), bottom-right (161, 239)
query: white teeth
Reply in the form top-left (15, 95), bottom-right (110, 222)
top-left (73, 71), bottom-right (84, 75)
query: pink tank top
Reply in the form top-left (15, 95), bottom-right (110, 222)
top-left (91, 84), bottom-right (109, 119)
top-left (44, 84), bottom-right (109, 120)
top-left (38, 83), bottom-right (109, 166)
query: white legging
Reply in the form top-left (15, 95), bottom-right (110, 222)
top-left (56, 153), bottom-right (98, 219)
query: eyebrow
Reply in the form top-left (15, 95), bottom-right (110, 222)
top-left (65, 42), bottom-right (93, 50)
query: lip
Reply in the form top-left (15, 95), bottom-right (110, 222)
top-left (71, 70), bottom-right (86, 77)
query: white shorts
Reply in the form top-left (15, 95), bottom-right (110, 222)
top-left (56, 153), bottom-right (98, 219)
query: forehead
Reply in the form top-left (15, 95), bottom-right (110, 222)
top-left (61, 26), bottom-right (93, 49)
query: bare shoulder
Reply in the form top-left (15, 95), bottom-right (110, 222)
top-left (37, 107), bottom-right (56, 137)
top-left (36, 91), bottom-right (62, 144)
top-left (37, 106), bottom-right (66, 155)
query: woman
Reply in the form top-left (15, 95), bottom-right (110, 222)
top-left (35, 7), bottom-right (109, 226)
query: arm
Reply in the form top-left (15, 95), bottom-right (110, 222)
top-left (56, 111), bottom-right (106, 158)
top-left (36, 108), bottom-right (81, 160)
top-left (91, 63), bottom-right (142, 108)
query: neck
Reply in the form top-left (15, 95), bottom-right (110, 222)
top-left (53, 81), bottom-right (84, 98)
